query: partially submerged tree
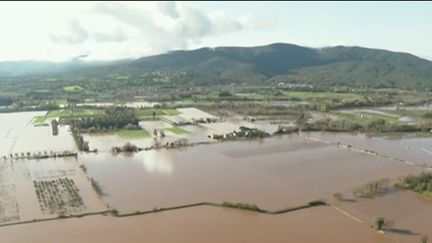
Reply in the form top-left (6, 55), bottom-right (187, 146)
top-left (333, 192), bottom-right (344, 201)
top-left (372, 216), bottom-right (389, 231)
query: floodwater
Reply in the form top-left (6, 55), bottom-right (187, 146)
top-left (1, 111), bottom-right (432, 242)
top-left (0, 111), bottom-right (75, 156)
top-left (0, 157), bottom-right (107, 225)
top-left (81, 134), bottom-right (422, 213)
top-left (338, 188), bottom-right (432, 243)
top-left (304, 132), bottom-right (432, 166)
top-left (0, 206), bottom-right (395, 243)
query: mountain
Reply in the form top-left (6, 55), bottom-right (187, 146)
top-left (123, 43), bottom-right (432, 88)
top-left (2, 43), bottom-right (432, 89)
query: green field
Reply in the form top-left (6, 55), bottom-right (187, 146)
top-left (116, 129), bottom-right (150, 138)
top-left (166, 126), bottom-right (189, 134)
top-left (33, 116), bottom-right (47, 124)
top-left (389, 109), bottom-right (432, 118)
top-left (336, 110), bottom-right (400, 124)
top-left (33, 116), bottom-right (48, 125)
top-left (48, 108), bottom-right (105, 118)
top-left (136, 108), bottom-right (180, 117)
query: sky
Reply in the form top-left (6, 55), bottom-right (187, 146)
top-left (0, 1), bottom-right (431, 62)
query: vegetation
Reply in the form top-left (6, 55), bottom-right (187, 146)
top-left (112, 142), bottom-right (140, 153)
top-left (51, 119), bottom-right (58, 136)
top-left (332, 192), bottom-right (344, 201)
top-left (48, 108), bottom-right (104, 118)
top-left (34, 116), bottom-right (47, 125)
top-left (396, 173), bottom-right (432, 197)
top-left (33, 178), bottom-right (85, 215)
top-left (116, 129), bottom-right (150, 138)
top-left (421, 235), bottom-right (429, 243)
top-left (71, 126), bottom-right (89, 152)
top-left (166, 126), bottom-right (188, 134)
top-left (352, 178), bottom-right (390, 198)
top-left (221, 202), bottom-right (263, 212)
top-left (90, 178), bottom-right (104, 197)
top-left (371, 216), bottom-right (390, 231)
top-left (77, 107), bottom-right (139, 131)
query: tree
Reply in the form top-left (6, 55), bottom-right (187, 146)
top-left (296, 112), bottom-right (307, 130)
top-left (333, 192), bottom-right (344, 201)
top-left (372, 216), bottom-right (386, 230)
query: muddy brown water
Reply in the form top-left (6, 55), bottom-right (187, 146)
top-left (2, 112), bottom-right (432, 242)
top-left (304, 132), bottom-right (432, 166)
top-left (81, 134), bottom-right (422, 213)
top-left (0, 206), bottom-right (395, 243)
top-left (338, 188), bottom-right (432, 243)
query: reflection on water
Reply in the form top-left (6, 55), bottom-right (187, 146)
top-left (140, 150), bottom-right (174, 175)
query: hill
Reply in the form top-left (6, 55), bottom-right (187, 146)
top-left (2, 43), bottom-right (432, 89)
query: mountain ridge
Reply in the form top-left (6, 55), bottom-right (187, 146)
top-left (1, 43), bottom-right (432, 89)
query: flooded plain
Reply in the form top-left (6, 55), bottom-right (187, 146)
top-left (0, 157), bottom-right (107, 224)
top-left (305, 132), bottom-right (432, 166)
top-left (1, 111), bottom-right (432, 242)
top-left (0, 206), bottom-right (395, 243)
top-left (338, 189), bottom-right (432, 243)
top-left (81, 134), bottom-right (423, 213)
top-left (0, 111), bottom-right (75, 156)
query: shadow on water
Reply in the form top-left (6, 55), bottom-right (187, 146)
top-left (384, 228), bottom-right (418, 236)
top-left (340, 198), bottom-right (357, 203)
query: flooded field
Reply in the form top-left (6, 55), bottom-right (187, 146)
top-left (0, 206), bottom-right (395, 243)
top-left (338, 188), bottom-right (432, 243)
top-left (1, 110), bottom-right (431, 242)
top-left (0, 157), bottom-right (107, 225)
top-left (304, 132), bottom-right (432, 166)
top-left (81, 134), bottom-right (422, 213)
top-left (0, 111), bottom-right (75, 156)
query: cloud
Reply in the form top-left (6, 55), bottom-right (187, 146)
top-left (92, 27), bottom-right (127, 42)
top-left (0, 1), bottom-right (258, 61)
top-left (158, 1), bottom-right (179, 19)
top-left (51, 18), bottom-right (89, 44)
top-left (91, 2), bottom-right (256, 53)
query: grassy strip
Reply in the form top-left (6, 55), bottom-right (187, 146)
top-left (33, 116), bottom-right (47, 125)
top-left (0, 200), bottom-right (327, 228)
top-left (114, 200), bottom-right (328, 217)
top-left (166, 126), bottom-right (189, 134)
top-left (336, 111), bottom-right (400, 124)
top-left (48, 108), bottom-right (105, 118)
top-left (0, 210), bottom-right (111, 228)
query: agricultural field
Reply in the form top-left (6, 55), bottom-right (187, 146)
top-left (166, 126), bottom-right (189, 134)
top-left (47, 108), bottom-right (105, 118)
top-left (116, 129), bottom-right (151, 139)
top-left (34, 178), bottom-right (85, 215)
top-left (335, 110), bottom-right (401, 124)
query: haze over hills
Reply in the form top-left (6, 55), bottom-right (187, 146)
top-left (2, 43), bottom-right (432, 89)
